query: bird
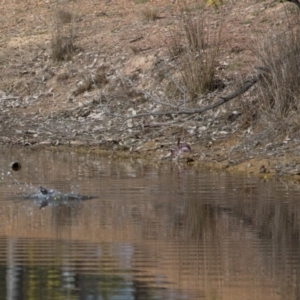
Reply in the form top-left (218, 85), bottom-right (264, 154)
top-left (40, 186), bottom-right (49, 195)
top-left (168, 137), bottom-right (191, 158)
top-left (176, 137), bottom-right (191, 155)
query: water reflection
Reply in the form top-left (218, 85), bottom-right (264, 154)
top-left (0, 148), bottom-right (299, 299)
top-left (5, 238), bottom-right (173, 300)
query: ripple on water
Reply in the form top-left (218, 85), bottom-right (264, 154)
top-left (0, 148), bottom-right (299, 299)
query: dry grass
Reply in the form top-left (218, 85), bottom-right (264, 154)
top-left (73, 74), bottom-right (93, 96)
top-left (141, 7), bottom-right (159, 21)
top-left (51, 9), bottom-right (76, 61)
top-left (93, 66), bottom-right (109, 87)
top-left (170, 11), bottom-right (222, 99)
top-left (56, 9), bottom-right (73, 24)
top-left (203, 0), bottom-right (223, 7)
top-left (51, 33), bottom-right (75, 61)
top-left (255, 27), bottom-right (300, 136)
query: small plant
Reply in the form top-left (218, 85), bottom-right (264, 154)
top-left (167, 29), bottom-right (185, 57)
top-left (93, 66), bottom-right (109, 87)
top-left (51, 8), bottom-right (76, 61)
top-left (56, 9), bottom-right (73, 24)
top-left (73, 74), bottom-right (93, 96)
top-left (183, 16), bottom-right (206, 52)
top-left (255, 28), bottom-right (300, 135)
top-left (169, 11), bottom-right (222, 99)
top-left (51, 32), bottom-right (75, 61)
top-left (141, 7), bottom-right (159, 21)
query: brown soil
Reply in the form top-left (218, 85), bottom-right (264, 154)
top-left (1, 0), bottom-right (300, 176)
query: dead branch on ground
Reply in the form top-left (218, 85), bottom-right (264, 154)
top-left (122, 72), bottom-right (263, 120)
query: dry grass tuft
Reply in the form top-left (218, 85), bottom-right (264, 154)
top-left (255, 28), bottom-right (300, 135)
top-left (93, 66), bottom-right (109, 87)
top-left (56, 9), bottom-right (73, 24)
top-left (51, 32), bottom-right (75, 61)
top-left (51, 8), bottom-right (76, 61)
top-left (169, 11), bottom-right (222, 99)
top-left (141, 7), bottom-right (159, 21)
top-left (73, 74), bottom-right (93, 96)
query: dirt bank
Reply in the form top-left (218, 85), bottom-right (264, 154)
top-left (1, 0), bottom-right (300, 176)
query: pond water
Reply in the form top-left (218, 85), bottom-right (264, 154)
top-left (0, 147), bottom-right (299, 300)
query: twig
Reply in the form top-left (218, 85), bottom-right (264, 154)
top-left (125, 73), bottom-right (262, 119)
top-left (0, 97), bottom-right (20, 100)
top-left (129, 36), bottom-right (143, 43)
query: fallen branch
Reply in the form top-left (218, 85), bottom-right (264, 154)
top-left (126, 73), bottom-right (263, 119)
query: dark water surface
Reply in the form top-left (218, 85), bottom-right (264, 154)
top-left (0, 147), bottom-right (299, 299)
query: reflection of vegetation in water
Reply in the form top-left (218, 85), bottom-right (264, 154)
top-left (7, 265), bottom-right (165, 300)
top-left (74, 274), bottom-right (126, 300)
top-left (87, 244), bottom-right (126, 300)
top-left (14, 265), bottom-right (125, 299)
top-left (4, 240), bottom-right (169, 300)
top-left (169, 200), bottom-right (218, 241)
top-left (186, 203), bottom-right (217, 240)
top-left (22, 267), bottom-right (63, 300)
top-left (166, 179), bottom-right (300, 300)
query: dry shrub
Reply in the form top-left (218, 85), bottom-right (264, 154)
top-left (171, 12), bottom-right (222, 99)
top-left (51, 32), bottom-right (75, 61)
top-left (56, 9), bottom-right (73, 24)
top-left (255, 28), bottom-right (300, 135)
top-left (51, 9), bottom-right (76, 61)
top-left (73, 74), bottom-right (93, 96)
top-left (141, 7), bottom-right (159, 21)
top-left (93, 66), bottom-right (109, 87)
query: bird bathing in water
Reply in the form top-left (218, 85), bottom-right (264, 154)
top-left (36, 186), bottom-right (94, 209)
top-left (40, 186), bottom-right (49, 195)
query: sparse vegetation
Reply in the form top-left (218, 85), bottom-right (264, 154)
top-left (51, 8), bottom-right (76, 61)
top-left (51, 33), bottom-right (75, 61)
top-left (141, 7), bottom-right (159, 21)
top-left (56, 9), bottom-right (73, 24)
top-left (169, 11), bottom-right (222, 99)
top-left (93, 66), bottom-right (109, 87)
top-left (4, 0), bottom-right (300, 172)
top-left (73, 74), bottom-right (93, 96)
top-left (255, 28), bottom-right (300, 135)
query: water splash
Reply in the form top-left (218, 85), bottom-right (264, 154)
top-left (4, 169), bottom-right (93, 209)
top-left (23, 186), bottom-right (94, 209)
